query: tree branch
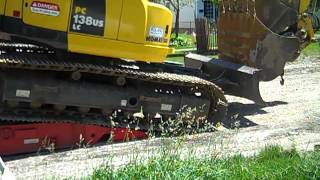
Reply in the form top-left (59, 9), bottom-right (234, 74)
top-left (167, 0), bottom-right (178, 11)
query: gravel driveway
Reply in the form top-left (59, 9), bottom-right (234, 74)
top-left (3, 55), bottom-right (320, 180)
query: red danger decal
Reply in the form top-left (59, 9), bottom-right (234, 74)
top-left (31, 1), bottom-right (60, 16)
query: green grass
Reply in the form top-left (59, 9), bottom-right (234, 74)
top-left (171, 33), bottom-right (194, 40)
top-left (170, 33), bottom-right (196, 49)
top-left (302, 41), bottom-right (320, 56)
top-left (166, 55), bottom-right (185, 64)
top-left (89, 146), bottom-right (320, 180)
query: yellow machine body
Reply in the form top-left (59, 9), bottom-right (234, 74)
top-left (0, 0), bottom-right (173, 62)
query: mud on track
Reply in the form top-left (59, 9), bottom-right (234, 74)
top-left (3, 56), bottom-right (320, 180)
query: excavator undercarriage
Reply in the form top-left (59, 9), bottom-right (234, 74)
top-left (0, 41), bottom-right (228, 155)
top-left (0, 41), bottom-right (227, 130)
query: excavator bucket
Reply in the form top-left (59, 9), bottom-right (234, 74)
top-left (187, 0), bottom-right (311, 104)
top-left (218, 0), bottom-right (301, 81)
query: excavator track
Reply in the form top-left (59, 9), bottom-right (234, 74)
top-left (0, 41), bottom-right (227, 132)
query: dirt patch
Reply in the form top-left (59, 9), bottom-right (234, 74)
top-left (4, 56), bottom-right (320, 180)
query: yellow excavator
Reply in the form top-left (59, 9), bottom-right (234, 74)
top-left (0, 0), bottom-right (227, 132)
top-left (1, 0), bottom-right (174, 62)
top-left (0, 0), bottom-right (318, 154)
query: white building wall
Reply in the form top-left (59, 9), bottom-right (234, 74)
top-left (196, 0), bottom-right (205, 18)
top-left (172, 5), bottom-right (195, 29)
top-left (171, 1), bottom-right (218, 31)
